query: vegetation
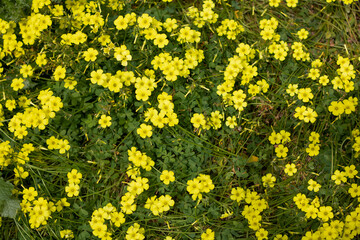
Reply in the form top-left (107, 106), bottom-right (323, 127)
top-left (0, 0), bottom-right (360, 239)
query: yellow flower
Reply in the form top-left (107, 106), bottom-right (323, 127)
top-left (297, 88), bottom-right (313, 102)
top-left (36, 53), bottom-right (48, 66)
top-left (135, 87), bottom-right (151, 101)
top-left (269, 0), bottom-right (281, 7)
top-left (260, 27), bottom-right (274, 40)
top-left (307, 179), bottom-right (321, 192)
top-left (303, 107), bottom-right (318, 123)
top-left (11, 78), bottom-right (24, 91)
top-left (46, 136), bottom-right (59, 150)
top-left (110, 211), bottom-right (126, 227)
top-left (306, 143), bottom-right (320, 156)
top-left (275, 144), bottom-right (288, 158)
top-left (344, 165), bottom-right (358, 178)
top-left (269, 131), bottom-right (282, 145)
top-left (14, 166), bottom-right (29, 179)
top-left (22, 187), bottom-right (38, 202)
top-left (256, 228), bottom-right (268, 240)
top-left (225, 116), bottom-right (237, 128)
top-left (309, 132), bottom-right (320, 143)
top-left (304, 205), bottom-right (318, 219)
top-left (160, 170), bottom-right (175, 185)
top-left (67, 169), bottom-right (82, 184)
top-left (65, 183), bottom-right (80, 197)
top-left (230, 187), bottom-right (246, 202)
top-left (98, 115), bottom-right (112, 128)
top-left (284, 163), bottom-right (297, 176)
top-left (20, 64), bottom-right (33, 78)
top-left (328, 101), bottom-right (344, 116)
top-left (262, 173), bottom-right (276, 187)
top-left (201, 229), bottom-right (215, 240)
top-left (191, 113), bottom-right (206, 128)
top-left (58, 139), bottom-right (70, 154)
top-left (114, 15), bottom-right (129, 30)
top-left (286, 84), bottom-right (298, 96)
top-left (154, 34), bottom-right (169, 48)
top-left (53, 66), bottom-right (66, 81)
top-left (331, 170), bottom-right (347, 185)
top-left (137, 13), bottom-right (153, 29)
top-left (83, 48), bottom-right (98, 62)
top-left (60, 229), bottom-right (74, 239)
top-left (114, 45), bottom-right (132, 66)
top-left (286, 0), bottom-right (298, 7)
top-left (348, 184), bottom-right (360, 198)
top-left (163, 18), bottom-right (178, 32)
top-left (186, 179), bottom-right (201, 196)
top-left (279, 130), bottom-right (291, 143)
top-left (318, 206), bottom-right (333, 222)
top-left (319, 75), bottom-right (329, 86)
top-left (5, 99), bottom-right (16, 111)
top-left (137, 123), bottom-right (153, 138)
top-left (64, 78), bottom-right (77, 90)
top-left (90, 69), bottom-right (107, 85)
top-left (274, 234), bottom-right (289, 240)
top-left (297, 28), bottom-right (309, 40)
top-left (92, 222), bottom-right (107, 238)
top-left (56, 198), bottom-right (70, 212)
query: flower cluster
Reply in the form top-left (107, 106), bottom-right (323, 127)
top-left (12, 143), bottom-right (34, 184)
top-left (144, 194), bottom-right (175, 215)
top-left (269, 130), bottom-right (291, 158)
top-left (291, 42), bottom-right (310, 61)
top-left (152, 48), bottom-right (204, 82)
top-left (231, 189), bottom-right (269, 232)
top-left (65, 169), bottom-right (82, 197)
top-left (60, 229), bottom-right (74, 239)
top-left (114, 45), bottom-right (132, 66)
top-left (21, 187), bottom-right (59, 229)
top-left (46, 136), bottom-right (71, 154)
top-left (177, 26), bottom-right (201, 44)
top-left (186, 0), bottom-right (218, 28)
top-left (1, 0), bottom-right (360, 239)
top-left (125, 223), bottom-right (145, 240)
top-left (114, 13), bottom-right (136, 31)
top-left (269, 41), bottom-right (289, 61)
top-left (217, 19), bottom-right (245, 40)
top-left (127, 147), bottom-right (155, 174)
top-left (0, 141), bottom-right (12, 167)
top-left (328, 97), bottom-right (358, 116)
top-left (260, 17), bottom-right (279, 41)
top-left (138, 91), bottom-right (179, 138)
top-left (61, 31), bottom-right (87, 45)
top-left (293, 192), bottom-right (360, 239)
top-left (352, 129), bottom-right (360, 156)
top-left (90, 203), bottom-right (125, 240)
top-left (333, 55), bottom-right (356, 91)
top-left (306, 131), bottom-right (320, 156)
top-left (6, 89), bottom-right (62, 139)
top-left (294, 105), bottom-right (318, 123)
top-left (187, 174), bottom-right (215, 200)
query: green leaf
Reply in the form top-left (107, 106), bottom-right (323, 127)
top-left (78, 231), bottom-right (91, 240)
top-left (0, 178), bottom-right (20, 218)
top-left (0, 178), bottom-right (13, 201)
top-left (1, 199), bottom-right (20, 219)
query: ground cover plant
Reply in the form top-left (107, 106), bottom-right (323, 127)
top-left (0, 0), bottom-right (360, 239)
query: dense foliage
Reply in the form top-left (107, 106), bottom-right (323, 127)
top-left (0, 0), bottom-right (360, 239)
